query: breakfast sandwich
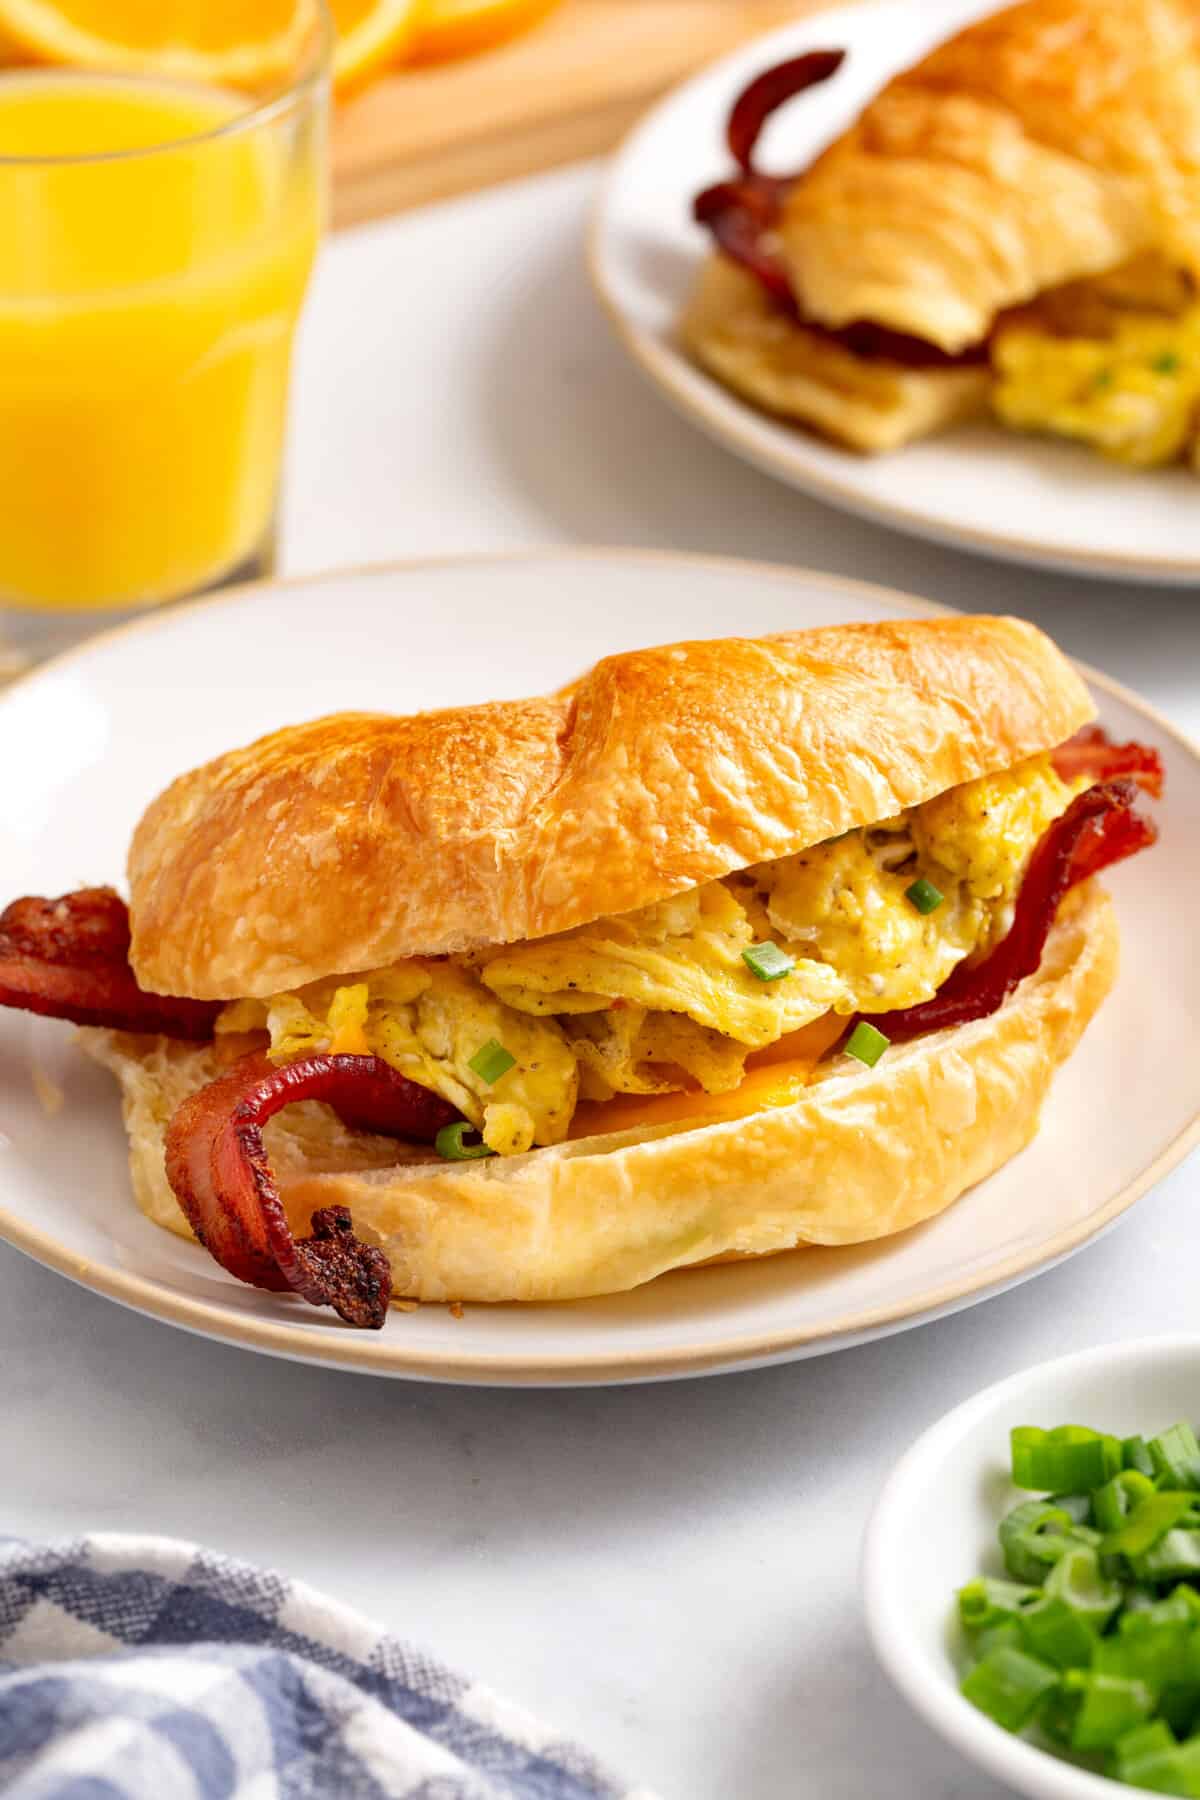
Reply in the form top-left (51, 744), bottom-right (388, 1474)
top-left (684, 0), bottom-right (1200, 464)
top-left (0, 617), bottom-right (1162, 1326)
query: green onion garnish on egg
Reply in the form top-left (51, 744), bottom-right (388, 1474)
top-left (905, 876), bottom-right (945, 915)
top-left (844, 1021), bottom-right (889, 1068)
top-left (741, 941), bottom-right (794, 982)
top-left (468, 1038), bottom-right (516, 1084)
top-left (435, 1122), bottom-right (496, 1161)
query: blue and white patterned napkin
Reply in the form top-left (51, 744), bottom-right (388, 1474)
top-left (0, 1535), bottom-right (657, 1799)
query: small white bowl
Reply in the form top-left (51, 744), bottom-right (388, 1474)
top-left (862, 1337), bottom-right (1200, 1800)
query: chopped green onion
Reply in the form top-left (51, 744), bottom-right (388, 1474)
top-left (1064, 1668), bottom-right (1155, 1751)
top-left (434, 1121), bottom-right (496, 1162)
top-left (905, 877), bottom-right (944, 915)
top-left (1114, 1718), bottom-right (1177, 1766)
top-left (958, 1578), bottom-right (1040, 1634)
top-left (1103, 1491), bottom-right (1195, 1559)
top-left (1122, 1585), bottom-right (1164, 1617)
top-left (1011, 1425), bottom-right (1122, 1494)
top-left (1052, 1492), bottom-right (1095, 1526)
top-left (1101, 1618), bottom-right (1196, 1702)
top-left (1124, 1435), bottom-right (1158, 1478)
top-left (844, 1021), bottom-right (889, 1069)
top-left (974, 1621), bottom-right (1026, 1659)
top-left (1149, 1424), bottom-right (1200, 1491)
top-left (467, 1038), bottom-right (516, 1085)
top-left (1019, 1595), bottom-right (1096, 1671)
top-left (1152, 352), bottom-right (1182, 375)
top-left (741, 941), bottom-right (794, 983)
top-left (950, 1416), bottom-right (1200, 1779)
top-left (1044, 1544), bottom-right (1123, 1630)
top-left (959, 1645), bottom-right (1059, 1732)
top-left (1109, 1720), bottom-right (1200, 1794)
top-left (1157, 1686), bottom-right (1200, 1743)
top-left (999, 1499), bottom-right (1085, 1584)
top-left (1095, 1470), bottom-right (1159, 1534)
top-left (1119, 1737), bottom-right (1200, 1793)
top-left (1130, 1586), bottom-right (1200, 1628)
top-left (1132, 1529), bottom-right (1200, 1584)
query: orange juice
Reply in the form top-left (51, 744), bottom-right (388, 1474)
top-left (0, 71), bottom-right (323, 610)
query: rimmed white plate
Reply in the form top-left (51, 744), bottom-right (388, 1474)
top-left (590, 0), bottom-right (1200, 583)
top-left (0, 551), bottom-right (1195, 1385)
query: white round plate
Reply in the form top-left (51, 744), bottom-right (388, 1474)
top-left (0, 551), bottom-right (1195, 1386)
top-left (590, 0), bottom-right (1200, 583)
top-left (863, 1337), bottom-right (1200, 1799)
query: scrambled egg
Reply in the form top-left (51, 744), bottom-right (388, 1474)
top-left (991, 257), bottom-right (1200, 468)
top-left (220, 960), bottom-right (578, 1157)
top-left (479, 881), bottom-right (845, 1047)
top-left (218, 755), bottom-right (1079, 1155)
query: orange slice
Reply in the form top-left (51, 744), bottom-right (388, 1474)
top-left (407, 0), bottom-right (563, 66)
top-left (0, 0), bottom-right (421, 96)
top-left (330, 0), bottom-right (422, 94)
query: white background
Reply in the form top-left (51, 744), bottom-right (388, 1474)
top-left (5, 162), bottom-right (1199, 1800)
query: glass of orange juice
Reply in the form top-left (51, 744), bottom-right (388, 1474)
top-left (0, 1), bottom-right (328, 666)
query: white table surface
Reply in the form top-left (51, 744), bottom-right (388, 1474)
top-left (6, 160), bottom-right (1199, 1800)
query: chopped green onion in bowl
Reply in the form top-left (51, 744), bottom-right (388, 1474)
top-left (954, 1416), bottom-right (1200, 1792)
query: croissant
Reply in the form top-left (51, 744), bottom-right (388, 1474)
top-left (684, 0), bottom-right (1200, 456)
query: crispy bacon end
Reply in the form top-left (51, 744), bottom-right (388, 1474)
top-left (692, 51), bottom-right (845, 311)
top-left (1052, 724), bottom-right (1165, 798)
top-left (861, 778), bottom-right (1157, 1045)
top-left (726, 50), bottom-right (847, 175)
top-left (0, 888), bottom-right (221, 1038)
top-left (164, 1052), bottom-right (458, 1329)
top-left (693, 171), bottom-right (796, 308)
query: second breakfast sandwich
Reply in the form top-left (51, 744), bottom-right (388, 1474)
top-left (685, 0), bottom-right (1200, 464)
top-left (0, 617), bottom-right (1162, 1325)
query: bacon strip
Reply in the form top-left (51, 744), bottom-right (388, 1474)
top-left (692, 52), bottom-right (844, 312)
top-left (1052, 725), bottom-right (1164, 798)
top-left (693, 171), bottom-right (796, 308)
top-left (165, 1052), bottom-right (458, 1329)
top-left (0, 888), bottom-right (220, 1038)
top-left (726, 50), bottom-right (847, 174)
top-left (860, 779), bottom-right (1156, 1045)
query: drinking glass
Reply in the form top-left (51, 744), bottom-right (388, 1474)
top-left (0, 0), bottom-right (330, 671)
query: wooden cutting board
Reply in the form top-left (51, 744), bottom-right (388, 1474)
top-left (332, 0), bottom-right (821, 227)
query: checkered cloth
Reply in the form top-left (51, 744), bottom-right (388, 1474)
top-left (0, 1535), bottom-right (656, 1799)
